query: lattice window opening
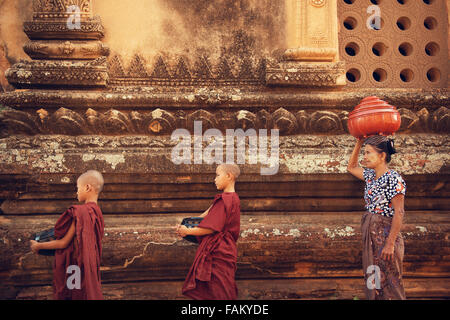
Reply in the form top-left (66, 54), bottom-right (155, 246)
top-left (338, 0), bottom-right (448, 88)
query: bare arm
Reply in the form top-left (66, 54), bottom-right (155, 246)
top-left (30, 221), bottom-right (76, 253)
top-left (184, 226), bottom-right (214, 236)
top-left (175, 225), bottom-right (214, 238)
top-left (347, 139), bottom-right (364, 181)
top-left (381, 194), bottom-right (405, 262)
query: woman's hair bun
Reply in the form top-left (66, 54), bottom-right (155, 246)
top-left (387, 138), bottom-right (397, 155)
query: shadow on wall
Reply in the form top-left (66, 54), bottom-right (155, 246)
top-left (93, 0), bottom-right (286, 65)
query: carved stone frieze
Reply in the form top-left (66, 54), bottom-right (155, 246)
top-left (108, 53), bottom-right (347, 88)
top-left (266, 61), bottom-right (346, 87)
top-left (107, 54), bottom-right (267, 87)
top-left (1, 106), bottom-right (448, 137)
top-left (23, 17), bottom-right (105, 40)
top-left (24, 40), bottom-right (109, 60)
top-left (32, 0), bottom-right (91, 15)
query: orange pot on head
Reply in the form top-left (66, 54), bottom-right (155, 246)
top-left (348, 96), bottom-right (401, 139)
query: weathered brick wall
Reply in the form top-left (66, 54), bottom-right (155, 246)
top-left (0, 133), bottom-right (448, 299)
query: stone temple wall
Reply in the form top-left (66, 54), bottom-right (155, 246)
top-left (0, 0), bottom-right (449, 300)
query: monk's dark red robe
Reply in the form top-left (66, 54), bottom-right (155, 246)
top-left (53, 202), bottom-right (104, 300)
top-left (182, 192), bottom-right (241, 300)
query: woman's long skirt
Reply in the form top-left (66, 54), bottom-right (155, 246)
top-left (361, 211), bottom-right (406, 300)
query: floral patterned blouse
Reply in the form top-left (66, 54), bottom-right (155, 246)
top-left (363, 168), bottom-right (406, 218)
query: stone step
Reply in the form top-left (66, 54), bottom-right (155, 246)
top-left (9, 277), bottom-right (450, 300)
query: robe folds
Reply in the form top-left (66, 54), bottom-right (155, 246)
top-left (53, 202), bottom-right (104, 300)
top-left (182, 192), bottom-right (241, 300)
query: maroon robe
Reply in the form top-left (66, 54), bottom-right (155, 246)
top-left (182, 192), bottom-right (241, 300)
top-left (53, 202), bottom-right (104, 300)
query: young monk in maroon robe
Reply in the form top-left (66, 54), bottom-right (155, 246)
top-left (176, 163), bottom-right (241, 300)
top-left (30, 170), bottom-right (105, 300)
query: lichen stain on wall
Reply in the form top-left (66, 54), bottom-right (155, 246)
top-left (0, 0), bottom-right (286, 88)
top-left (93, 0), bottom-right (286, 66)
top-left (0, 0), bottom-right (285, 92)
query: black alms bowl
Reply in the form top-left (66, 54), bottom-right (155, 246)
top-left (181, 217), bottom-right (204, 244)
top-left (31, 228), bottom-right (56, 256)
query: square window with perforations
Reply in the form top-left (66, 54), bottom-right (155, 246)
top-left (338, 0), bottom-right (448, 88)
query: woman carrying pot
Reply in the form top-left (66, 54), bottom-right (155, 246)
top-left (348, 135), bottom-right (406, 300)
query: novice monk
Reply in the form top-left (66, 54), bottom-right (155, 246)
top-left (30, 170), bottom-right (105, 300)
top-left (176, 164), bottom-right (241, 300)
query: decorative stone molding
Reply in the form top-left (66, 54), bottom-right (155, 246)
top-left (0, 87), bottom-right (447, 110)
top-left (32, 0), bottom-right (91, 15)
top-left (6, 0), bottom-right (108, 88)
top-left (108, 54), bottom-right (267, 87)
top-left (266, 61), bottom-right (346, 87)
top-left (5, 57), bottom-right (108, 88)
top-left (1, 106), bottom-right (448, 137)
top-left (106, 53), bottom-right (347, 88)
top-left (24, 40), bottom-right (109, 60)
top-left (23, 16), bottom-right (105, 40)
top-left (284, 47), bottom-right (338, 62)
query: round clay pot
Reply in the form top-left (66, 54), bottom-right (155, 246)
top-left (348, 96), bottom-right (401, 139)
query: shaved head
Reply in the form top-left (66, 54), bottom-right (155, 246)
top-left (77, 170), bottom-right (104, 193)
top-left (217, 163), bottom-right (240, 180)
